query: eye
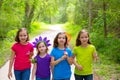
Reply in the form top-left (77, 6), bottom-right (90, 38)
top-left (58, 37), bottom-right (61, 39)
top-left (24, 35), bottom-right (27, 37)
top-left (80, 37), bottom-right (84, 38)
top-left (42, 45), bottom-right (45, 47)
top-left (63, 37), bottom-right (66, 39)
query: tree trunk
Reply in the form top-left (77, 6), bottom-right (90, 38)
top-left (88, 0), bottom-right (92, 29)
top-left (103, 0), bottom-right (107, 38)
top-left (0, 0), bottom-right (3, 9)
top-left (22, 1), bottom-right (35, 32)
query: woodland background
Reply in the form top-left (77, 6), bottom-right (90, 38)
top-left (0, 0), bottom-right (120, 80)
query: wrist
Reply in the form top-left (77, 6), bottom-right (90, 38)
top-left (60, 57), bottom-right (63, 61)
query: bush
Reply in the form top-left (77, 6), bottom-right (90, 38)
top-left (6, 29), bottom-right (18, 42)
top-left (30, 22), bottom-right (41, 32)
top-left (91, 31), bottom-right (120, 63)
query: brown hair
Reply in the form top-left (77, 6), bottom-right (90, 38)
top-left (53, 32), bottom-right (68, 48)
top-left (15, 28), bottom-right (29, 42)
top-left (76, 29), bottom-right (91, 46)
top-left (36, 41), bottom-right (48, 55)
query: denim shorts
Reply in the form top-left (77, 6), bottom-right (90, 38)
top-left (14, 68), bottom-right (30, 80)
top-left (74, 74), bottom-right (93, 80)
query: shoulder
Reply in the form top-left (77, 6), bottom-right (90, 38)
top-left (27, 42), bottom-right (34, 49)
top-left (27, 42), bottom-right (33, 46)
top-left (46, 53), bottom-right (50, 56)
top-left (51, 47), bottom-right (57, 51)
top-left (73, 46), bottom-right (79, 50)
top-left (34, 55), bottom-right (39, 59)
top-left (11, 42), bottom-right (19, 48)
top-left (12, 42), bottom-right (19, 46)
top-left (46, 54), bottom-right (51, 58)
top-left (50, 47), bottom-right (57, 55)
top-left (65, 47), bottom-right (72, 52)
top-left (88, 44), bottom-right (96, 48)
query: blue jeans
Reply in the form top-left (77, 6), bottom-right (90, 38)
top-left (36, 77), bottom-right (50, 80)
top-left (54, 78), bottom-right (70, 80)
top-left (74, 74), bottom-right (93, 80)
top-left (14, 68), bottom-right (30, 80)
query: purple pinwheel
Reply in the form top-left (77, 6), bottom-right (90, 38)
top-left (32, 36), bottom-right (51, 48)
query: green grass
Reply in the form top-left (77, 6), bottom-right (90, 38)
top-left (94, 54), bottom-right (120, 80)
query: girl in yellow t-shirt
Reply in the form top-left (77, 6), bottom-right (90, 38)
top-left (73, 29), bottom-right (98, 80)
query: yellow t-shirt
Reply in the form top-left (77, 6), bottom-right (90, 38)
top-left (73, 44), bottom-right (96, 75)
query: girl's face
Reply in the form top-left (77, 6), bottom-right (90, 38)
top-left (19, 30), bottom-right (28, 43)
top-left (37, 42), bottom-right (47, 53)
top-left (58, 34), bottom-right (66, 45)
top-left (79, 32), bottom-right (89, 45)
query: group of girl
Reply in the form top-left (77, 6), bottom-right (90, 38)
top-left (8, 28), bottom-right (98, 80)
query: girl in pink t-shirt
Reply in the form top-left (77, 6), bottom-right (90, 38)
top-left (8, 28), bottom-right (34, 80)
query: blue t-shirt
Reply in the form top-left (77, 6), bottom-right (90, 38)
top-left (50, 47), bottom-right (73, 79)
top-left (35, 54), bottom-right (51, 78)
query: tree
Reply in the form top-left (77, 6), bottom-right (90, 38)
top-left (103, 0), bottom-right (107, 38)
top-left (88, 0), bottom-right (93, 29)
top-left (22, 0), bottom-right (36, 32)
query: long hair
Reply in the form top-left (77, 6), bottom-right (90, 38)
top-left (76, 29), bottom-right (91, 46)
top-left (36, 41), bottom-right (48, 55)
top-left (15, 28), bottom-right (29, 42)
top-left (53, 32), bottom-right (68, 48)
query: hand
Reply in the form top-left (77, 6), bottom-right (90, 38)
top-left (52, 77), bottom-right (54, 80)
top-left (64, 51), bottom-right (68, 56)
top-left (8, 72), bottom-right (12, 80)
top-left (64, 51), bottom-right (68, 58)
top-left (61, 54), bottom-right (67, 60)
top-left (76, 64), bottom-right (83, 70)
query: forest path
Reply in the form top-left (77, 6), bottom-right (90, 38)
top-left (0, 24), bottom-right (100, 80)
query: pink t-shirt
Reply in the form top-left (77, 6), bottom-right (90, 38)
top-left (11, 42), bottom-right (34, 70)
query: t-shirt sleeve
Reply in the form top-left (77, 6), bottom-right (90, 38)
top-left (11, 43), bottom-right (16, 52)
top-left (29, 43), bottom-right (34, 52)
top-left (50, 48), bottom-right (55, 57)
top-left (67, 48), bottom-right (73, 57)
top-left (34, 56), bottom-right (38, 63)
top-left (72, 47), bottom-right (77, 55)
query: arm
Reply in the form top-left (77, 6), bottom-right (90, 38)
top-left (66, 57), bottom-right (73, 65)
top-left (8, 50), bottom-right (15, 79)
top-left (50, 63), bottom-right (54, 80)
top-left (29, 52), bottom-right (34, 59)
top-left (50, 55), bottom-right (67, 67)
top-left (64, 51), bottom-right (73, 65)
top-left (73, 54), bottom-right (83, 70)
top-left (31, 63), bottom-right (37, 80)
top-left (93, 52), bottom-right (98, 62)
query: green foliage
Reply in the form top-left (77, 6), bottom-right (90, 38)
top-left (30, 21), bottom-right (41, 32)
top-left (0, 40), bottom-right (12, 67)
top-left (6, 29), bottom-right (18, 42)
top-left (91, 30), bottom-right (120, 63)
top-left (66, 3), bottom-right (75, 24)
top-left (63, 22), bottom-right (82, 47)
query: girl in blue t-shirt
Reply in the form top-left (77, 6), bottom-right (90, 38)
top-left (50, 32), bottom-right (73, 80)
top-left (31, 36), bottom-right (51, 80)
